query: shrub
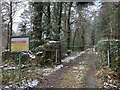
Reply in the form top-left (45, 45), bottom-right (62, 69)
top-left (96, 38), bottom-right (119, 68)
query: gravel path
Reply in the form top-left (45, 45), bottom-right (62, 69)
top-left (36, 48), bottom-right (97, 88)
top-left (82, 48), bottom-right (97, 88)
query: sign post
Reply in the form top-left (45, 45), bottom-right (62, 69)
top-left (18, 52), bottom-right (22, 81)
top-left (10, 36), bottom-right (29, 81)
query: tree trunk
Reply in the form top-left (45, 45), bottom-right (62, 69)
top-left (46, 2), bottom-right (50, 37)
top-left (7, 22), bottom-right (10, 50)
top-left (91, 28), bottom-right (95, 46)
top-left (72, 29), bottom-right (78, 50)
top-left (57, 2), bottom-right (62, 64)
top-left (8, 2), bottom-right (12, 50)
top-left (33, 2), bottom-right (43, 45)
top-left (67, 2), bottom-right (72, 50)
top-left (0, 0), bottom-right (2, 84)
top-left (82, 26), bottom-right (85, 50)
top-left (63, 3), bottom-right (67, 41)
top-left (10, 1), bottom-right (12, 36)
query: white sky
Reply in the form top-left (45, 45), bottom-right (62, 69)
top-left (13, 1), bottom-right (101, 34)
top-left (13, 1), bottom-right (28, 33)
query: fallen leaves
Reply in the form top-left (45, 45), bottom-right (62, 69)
top-left (96, 66), bottom-right (120, 89)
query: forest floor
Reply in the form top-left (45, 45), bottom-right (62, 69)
top-left (36, 48), bottom-right (98, 88)
top-left (2, 48), bottom-right (119, 89)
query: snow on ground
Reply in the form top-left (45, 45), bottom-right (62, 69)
top-left (2, 64), bottom-right (64, 88)
top-left (61, 48), bottom-right (90, 63)
top-left (61, 52), bottom-right (81, 63)
top-left (1, 64), bottom-right (27, 70)
top-left (0, 64), bottom-right (8, 69)
top-left (42, 68), bottom-right (54, 76)
top-left (22, 52), bottom-right (36, 59)
top-left (95, 52), bottom-right (98, 55)
top-left (3, 49), bottom-right (10, 52)
top-left (29, 54), bottom-right (36, 59)
top-left (48, 41), bottom-right (60, 44)
top-left (54, 64), bottom-right (63, 71)
top-left (25, 79), bottom-right (39, 88)
top-left (36, 51), bottom-right (43, 55)
top-left (4, 66), bottom-right (16, 70)
top-left (2, 64), bottom-right (63, 88)
top-left (2, 48), bottom-right (91, 89)
top-left (3, 79), bottom-right (39, 89)
top-left (93, 48), bottom-right (95, 52)
top-left (104, 82), bottom-right (118, 89)
top-left (42, 64), bottom-right (63, 76)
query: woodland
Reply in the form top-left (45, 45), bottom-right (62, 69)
top-left (0, 0), bottom-right (120, 89)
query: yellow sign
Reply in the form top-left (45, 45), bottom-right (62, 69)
top-left (11, 37), bottom-right (29, 52)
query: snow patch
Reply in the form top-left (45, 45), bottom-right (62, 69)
top-left (28, 79), bottom-right (39, 88)
top-left (18, 79), bottom-right (39, 88)
top-left (22, 52), bottom-right (36, 59)
top-left (2, 64), bottom-right (27, 70)
top-left (0, 64), bottom-right (8, 69)
top-left (80, 51), bottom-right (86, 55)
top-left (4, 86), bottom-right (9, 88)
top-left (62, 52), bottom-right (81, 63)
top-left (4, 66), bottom-right (16, 70)
top-left (42, 73), bottom-right (51, 76)
top-left (42, 68), bottom-right (54, 76)
top-left (42, 65), bottom-right (63, 76)
top-left (93, 48), bottom-right (95, 52)
top-left (95, 52), bottom-right (98, 55)
top-left (43, 68), bottom-right (54, 73)
top-left (2, 49), bottom-right (10, 53)
top-left (3, 49), bottom-right (10, 52)
top-left (42, 64), bottom-right (63, 76)
top-left (54, 64), bottom-right (63, 71)
top-left (62, 49), bottom-right (91, 63)
top-left (28, 53), bottom-right (36, 59)
top-left (73, 66), bottom-right (79, 70)
top-left (48, 41), bottom-right (60, 44)
top-left (104, 82), bottom-right (118, 89)
top-left (36, 51), bottom-right (43, 55)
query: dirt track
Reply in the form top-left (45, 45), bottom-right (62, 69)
top-left (82, 49), bottom-right (97, 88)
top-left (36, 48), bottom-right (97, 88)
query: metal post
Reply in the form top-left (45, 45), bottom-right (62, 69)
top-left (107, 49), bottom-right (110, 67)
top-left (18, 52), bottom-right (21, 81)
